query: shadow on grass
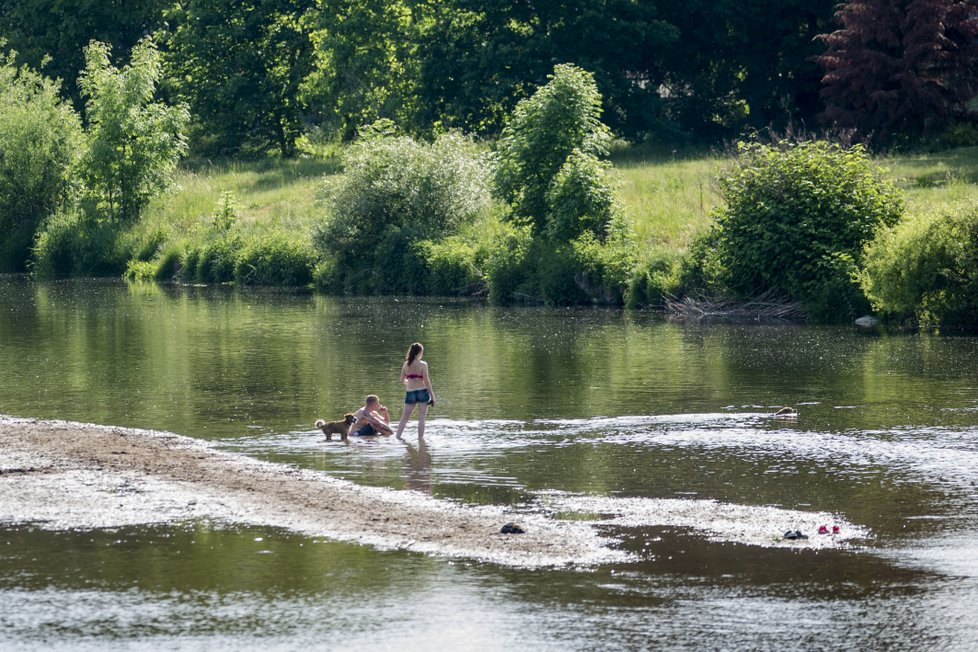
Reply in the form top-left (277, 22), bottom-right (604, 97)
top-left (180, 156), bottom-right (343, 193)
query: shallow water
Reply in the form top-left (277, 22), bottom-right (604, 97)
top-left (2, 277), bottom-right (978, 649)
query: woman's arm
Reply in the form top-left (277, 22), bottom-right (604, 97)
top-left (423, 362), bottom-right (435, 401)
top-left (400, 362), bottom-right (408, 385)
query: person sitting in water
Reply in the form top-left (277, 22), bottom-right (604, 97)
top-left (350, 394), bottom-right (393, 436)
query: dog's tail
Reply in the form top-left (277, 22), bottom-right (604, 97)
top-left (315, 419), bottom-right (326, 429)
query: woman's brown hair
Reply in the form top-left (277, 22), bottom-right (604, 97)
top-left (406, 342), bottom-right (424, 365)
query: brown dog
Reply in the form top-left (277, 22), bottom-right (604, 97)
top-left (315, 414), bottom-right (356, 441)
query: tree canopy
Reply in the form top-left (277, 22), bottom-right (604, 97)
top-left (2, 0), bottom-right (978, 154)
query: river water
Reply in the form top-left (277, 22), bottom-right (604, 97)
top-left (1, 277), bottom-right (977, 650)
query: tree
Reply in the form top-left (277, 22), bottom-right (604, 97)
top-left (78, 38), bottom-right (189, 224)
top-left (160, 0), bottom-right (315, 156)
top-left (301, 0), bottom-right (417, 142)
top-left (412, 0), bottom-right (677, 140)
top-left (493, 64), bottom-right (612, 235)
top-left (0, 50), bottom-right (83, 271)
top-left (657, 0), bottom-right (837, 140)
top-left (818, 0), bottom-right (978, 146)
top-left (0, 0), bottom-right (167, 107)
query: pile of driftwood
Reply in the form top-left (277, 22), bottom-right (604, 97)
top-left (664, 292), bottom-right (805, 323)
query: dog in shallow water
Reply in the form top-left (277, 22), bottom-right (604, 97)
top-left (315, 414), bottom-right (356, 441)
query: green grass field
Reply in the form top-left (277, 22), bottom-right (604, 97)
top-left (139, 144), bottom-right (978, 263)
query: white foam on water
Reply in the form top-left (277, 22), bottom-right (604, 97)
top-left (538, 491), bottom-right (871, 549)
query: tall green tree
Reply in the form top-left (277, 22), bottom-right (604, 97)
top-left (412, 0), bottom-right (677, 139)
top-left (0, 50), bottom-right (83, 271)
top-left (78, 38), bottom-right (188, 224)
top-left (0, 0), bottom-right (167, 106)
top-left (301, 0), bottom-right (417, 142)
top-left (494, 64), bottom-right (612, 234)
top-left (160, 0), bottom-right (315, 156)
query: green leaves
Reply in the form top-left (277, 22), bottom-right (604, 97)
top-left (78, 38), bottom-right (189, 225)
top-left (494, 64), bottom-right (612, 234)
top-left (0, 50), bottom-right (83, 271)
top-left (704, 140), bottom-right (903, 320)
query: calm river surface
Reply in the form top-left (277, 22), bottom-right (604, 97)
top-left (2, 276), bottom-right (978, 650)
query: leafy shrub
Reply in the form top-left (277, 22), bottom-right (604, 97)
top-left (415, 237), bottom-right (482, 296)
top-left (546, 149), bottom-right (624, 242)
top-left (860, 203), bottom-right (978, 329)
top-left (482, 224), bottom-right (534, 304)
top-left (314, 127), bottom-right (491, 294)
top-left (181, 234), bottom-right (242, 284)
top-left (570, 232), bottom-right (636, 305)
top-left (494, 63), bottom-right (611, 233)
top-left (702, 140), bottom-right (903, 321)
top-left (234, 235), bottom-right (315, 286)
top-left (78, 38), bottom-right (189, 224)
top-left (0, 51), bottom-right (83, 271)
top-left (627, 246), bottom-right (683, 308)
top-left (32, 211), bottom-right (126, 278)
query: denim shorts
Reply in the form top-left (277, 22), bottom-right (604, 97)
top-left (351, 423), bottom-right (376, 436)
top-left (404, 388), bottom-right (431, 404)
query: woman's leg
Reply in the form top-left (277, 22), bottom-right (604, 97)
top-left (416, 402), bottom-right (429, 438)
top-left (396, 402), bottom-right (416, 438)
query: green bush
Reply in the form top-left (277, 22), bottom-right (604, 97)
top-left (483, 224), bottom-right (534, 304)
top-left (860, 203), bottom-right (978, 329)
top-left (546, 149), bottom-right (624, 242)
top-left (0, 51), bottom-right (83, 271)
top-left (702, 140), bottom-right (903, 321)
top-left (626, 246), bottom-right (683, 308)
top-left (415, 237), bottom-right (483, 296)
top-left (494, 63), bottom-right (611, 233)
top-left (181, 234), bottom-right (241, 284)
top-left (314, 127), bottom-right (491, 294)
top-left (32, 211), bottom-right (126, 278)
top-left (234, 235), bottom-right (315, 286)
top-left (571, 232), bottom-right (636, 305)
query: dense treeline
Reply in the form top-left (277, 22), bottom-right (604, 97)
top-left (4, 0), bottom-right (977, 157)
top-left (4, 0), bottom-right (978, 329)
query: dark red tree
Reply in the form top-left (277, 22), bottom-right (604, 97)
top-left (818, 0), bottom-right (978, 146)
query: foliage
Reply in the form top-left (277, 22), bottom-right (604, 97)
top-left (626, 246), bottom-right (683, 308)
top-left (160, 0), bottom-right (315, 156)
top-left (412, 0), bottom-right (678, 140)
top-left (78, 38), bottom-right (189, 225)
top-left (494, 64), bottom-right (612, 234)
top-left (31, 210), bottom-right (127, 278)
top-left (860, 202), bottom-right (978, 329)
top-left (0, 0), bottom-right (167, 105)
top-left (658, 0), bottom-right (837, 140)
top-left (817, 0), bottom-right (978, 148)
top-left (414, 237), bottom-right (483, 296)
top-left (301, 0), bottom-right (416, 142)
top-left (545, 149), bottom-right (625, 242)
top-left (0, 51), bottom-right (83, 271)
top-left (701, 140), bottom-right (903, 320)
top-left (314, 128), bottom-right (491, 294)
top-left (234, 234), bottom-right (314, 286)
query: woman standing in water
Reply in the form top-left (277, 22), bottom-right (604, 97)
top-left (395, 342), bottom-right (436, 439)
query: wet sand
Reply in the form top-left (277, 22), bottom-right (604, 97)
top-left (0, 416), bottom-right (866, 567)
top-left (0, 416), bottom-right (625, 567)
